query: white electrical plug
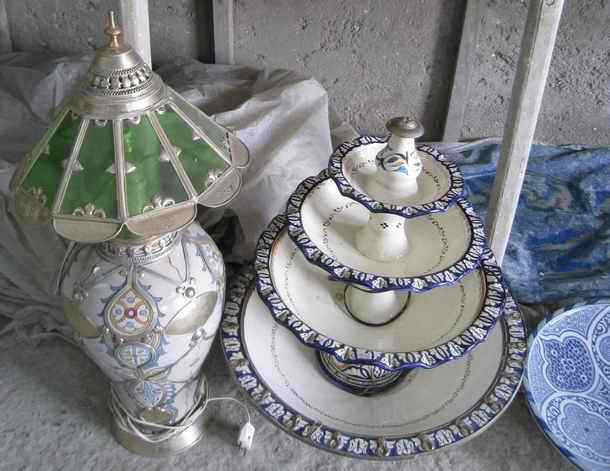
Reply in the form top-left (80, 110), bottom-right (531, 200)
top-left (238, 421), bottom-right (255, 454)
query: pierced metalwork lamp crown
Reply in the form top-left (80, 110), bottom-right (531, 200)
top-left (11, 11), bottom-right (249, 243)
top-left (10, 12), bottom-right (249, 457)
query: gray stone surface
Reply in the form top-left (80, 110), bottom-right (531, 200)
top-left (3, 1), bottom-right (607, 143)
top-left (234, 0), bottom-right (608, 145)
top-left (4, 0), bottom-right (212, 65)
top-left (464, 0), bottom-right (609, 145)
top-left (235, 0), bottom-right (464, 141)
top-left (0, 325), bottom-right (574, 471)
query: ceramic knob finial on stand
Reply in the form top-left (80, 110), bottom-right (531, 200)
top-left (370, 116), bottom-right (425, 199)
top-left (355, 117), bottom-right (425, 264)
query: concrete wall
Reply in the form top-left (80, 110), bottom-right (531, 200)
top-left (235, 0), bottom-right (465, 140)
top-left (4, 0), bottom-right (607, 144)
top-left (5, 0), bottom-right (212, 65)
top-left (234, 0), bottom-right (608, 144)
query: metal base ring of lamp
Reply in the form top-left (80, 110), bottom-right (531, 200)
top-left (111, 377), bottom-right (209, 457)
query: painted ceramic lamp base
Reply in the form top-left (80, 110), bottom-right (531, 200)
top-left (317, 351), bottom-right (409, 396)
top-left (223, 270), bottom-right (526, 460)
top-left (59, 223), bottom-right (225, 455)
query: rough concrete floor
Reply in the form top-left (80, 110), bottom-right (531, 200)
top-left (0, 324), bottom-right (575, 471)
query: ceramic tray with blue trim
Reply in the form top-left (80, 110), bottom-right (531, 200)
top-left (222, 116), bottom-right (523, 452)
top-left (285, 169), bottom-right (487, 293)
top-left (255, 213), bottom-right (506, 374)
top-left (328, 136), bottom-right (464, 217)
top-left (524, 300), bottom-right (610, 471)
top-left (221, 267), bottom-right (526, 460)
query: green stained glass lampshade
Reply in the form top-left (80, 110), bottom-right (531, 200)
top-left (11, 15), bottom-right (249, 243)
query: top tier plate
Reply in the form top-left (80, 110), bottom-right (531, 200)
top-left (328, 136), bottom-right (464, 218)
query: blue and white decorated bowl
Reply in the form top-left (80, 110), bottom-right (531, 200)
top-left (524, 300), bottom-right (610, 471)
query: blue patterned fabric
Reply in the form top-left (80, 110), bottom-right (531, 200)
top-left (450, 143), bottom-right (610, 304)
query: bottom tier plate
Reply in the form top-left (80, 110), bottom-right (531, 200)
top-left (221, 268), bottom-right (527, 460)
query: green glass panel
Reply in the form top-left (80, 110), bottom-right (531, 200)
top-left (21, 112), bottom-right (80, 209)
top-left (60, 121), bottom-right (117, 218)
top-left (124, 115), bottom-right (189, 216)
top-left (157, 109), bottom-right (228, 194)
top-left (168, 89), bottom-right (227, 146)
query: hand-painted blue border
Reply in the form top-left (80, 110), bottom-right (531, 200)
top-left (285, 169), bottom-right (486, 293)
top-left (221, 267), bottom-right (527, 460)
top-left (254, 213), bottom-right (507, 371)
top-left (523, 299), bottom-right (610, 471)
top-left (327, 136), bottom-right (465, 218)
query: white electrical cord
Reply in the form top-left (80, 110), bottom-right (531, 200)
top-left (109, 374), bottom-right (254, 451)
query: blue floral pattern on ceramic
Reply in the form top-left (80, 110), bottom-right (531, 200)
top-left (524, 300), bottom-right (610, 471)
top-left (254, 213), bottom-right (507, 371)
top-left (285, 169), bottom-right (488, 293)
top-left (542, 337), bottom-right (596, 392)
top-left (221, 267), bottom-right (527, 460)
top-left (328, 136), bottom-right (465, 218)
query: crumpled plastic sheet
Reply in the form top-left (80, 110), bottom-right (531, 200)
top-left (0, 53), bottom-right (607, 340)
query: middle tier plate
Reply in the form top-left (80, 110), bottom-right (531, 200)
top-left (286, 170), bottom-right (486, 292)
top-left (255, 214), bottom-right (506, 371)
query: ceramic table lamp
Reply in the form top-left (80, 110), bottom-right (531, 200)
top-left (10, 12), bottom-right (249, 456)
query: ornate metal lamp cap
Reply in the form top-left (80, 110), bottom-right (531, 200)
top-left (73, 10), bottom-right (163, 119)
top-left (11, 11), bottom-right (249, 243)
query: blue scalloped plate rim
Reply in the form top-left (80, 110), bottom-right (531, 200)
top-left (327, 136), bottom-right (465, 218)
top-left (523, 299), bottom-right (610, 471)
top-left (285, 169), bottom-right (487, 293)
top-left (254, 212), bottom-right (508, 371)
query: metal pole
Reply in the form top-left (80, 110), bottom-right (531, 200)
top-left (119, 0), bottom-right (152, 66)
top-left (486, 0), bottom-right (564, 265)
top-left (0, 0), bottom-right (11, 53)
top-left (443, 0), bottom-right (482, 142)
top-left (213, 0), bottom-right (235, 64)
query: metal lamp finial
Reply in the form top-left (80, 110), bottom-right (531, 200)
top-left (104, 10), bottom-right (123, 49)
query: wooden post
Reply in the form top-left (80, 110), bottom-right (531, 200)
top-left (213, 0), bottom-right (234, 64)
top-left (119, 0), bottom-right (152, 66)
top-left (486, 0), bottom-right (564, 265)
top-left (0, 0), bottom-right (11, 53)
top-left (443, 0), bottom-right (482, 142)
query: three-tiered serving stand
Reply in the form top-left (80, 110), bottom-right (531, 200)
top-left (221, 117), bottom-right (527, 459)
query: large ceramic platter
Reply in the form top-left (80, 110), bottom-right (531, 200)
top-left (222, 268), bottom-right (526, 460)
top-left (285, 170), bottom-right (486, 292)
top-left (255, 214), bottom-right (506, 370)
top-left (328, 136), bottom-right (464, 217)
top-left (524, 300), bottom-right (610, 471)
